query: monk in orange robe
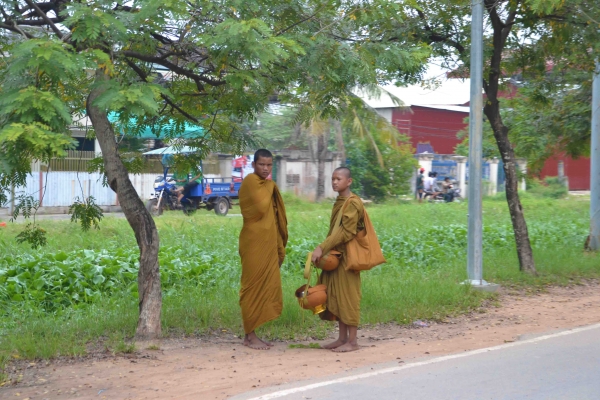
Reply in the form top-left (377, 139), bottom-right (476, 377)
top-left (238, 149), bottom-right (288, 350)
top-left (312, 167), bottom-right (364, 352)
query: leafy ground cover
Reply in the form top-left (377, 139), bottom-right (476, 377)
top-left (0, 193), bottom-right (598, 373)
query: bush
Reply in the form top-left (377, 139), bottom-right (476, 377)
top-left (346, 137), bottom-right (416, 202)
top-left (527, 176), bottom-right (569, 199)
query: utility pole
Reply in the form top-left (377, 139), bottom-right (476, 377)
top-left (466, 0), bottom-right (497, 291)
top-left (590, 61), bottom-right (600, 250)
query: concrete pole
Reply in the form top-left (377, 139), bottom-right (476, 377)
top-left (466, 0), bottom-right (495, 291)
top-left (516, 159), bottom-right (528, 192)
top-left (453, 156), bottom-right (468, 198)
top-left (416, 153), bottom-right (434, 174)
top-left (590, 61), bottom-right (600, 251)
top-left (277, 158), bottom-right (287, 193)
top-left (488, 158), bottom-right (499, 196)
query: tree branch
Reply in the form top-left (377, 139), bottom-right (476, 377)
top-left (275, 8), bottom-right (322, 36)
top-left (122, 50), bottom-right (226, 87)
top-left (161, 94), bottom-right (202, 124)
top-left (124, 58), bottom-right (203, 125)
top-left (22, 0), bottom-right (63, 38)
top-left (415, 9), bottom-right (466, 55)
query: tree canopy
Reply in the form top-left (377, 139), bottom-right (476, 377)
top-left (0, 0), bottom-right (430, 338)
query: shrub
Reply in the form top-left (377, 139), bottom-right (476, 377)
top-left (527, 176), bottom-right (568, 199)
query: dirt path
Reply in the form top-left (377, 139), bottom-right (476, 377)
top-left (2, 282), bottom-right (600, 400)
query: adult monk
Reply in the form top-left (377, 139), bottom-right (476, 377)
top-left (311, 167), bottom-right (364, 352)
top-left (238, 149), bottom-right (288, 350)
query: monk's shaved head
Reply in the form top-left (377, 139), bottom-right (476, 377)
top-left (334, 166), bottom-right (351, 178)
top-left (254, 148), bottom-right (273, 162)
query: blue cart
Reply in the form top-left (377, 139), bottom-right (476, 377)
top-left (188, 177), bottom-right (242, 215)
top-left (146, 173), bottom-right (242, 217)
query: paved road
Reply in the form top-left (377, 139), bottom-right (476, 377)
top-left (236, 324), bottom-right (600, 400)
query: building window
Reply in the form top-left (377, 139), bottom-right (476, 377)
top-left (74, 137), bottom-right (95, 151)
top-left (286, 174), bottom-right (300, 184)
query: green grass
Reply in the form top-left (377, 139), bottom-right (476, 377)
top-left (0, 193), bottom-right (598, 376)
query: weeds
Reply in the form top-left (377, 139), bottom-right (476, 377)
top-left (0, 195), bottom-right (597, 362)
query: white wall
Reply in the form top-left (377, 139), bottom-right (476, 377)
top-left (280, 159), bottom-right (340, 200)
top-left (11, 172), bottom-right (158, 207)
top-left (374, 107), bottom-right (394, 123)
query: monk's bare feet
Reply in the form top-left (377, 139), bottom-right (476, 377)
top-left (260, 339), bottom-right (274, 347)
top-left (322, 339), bottom-right (346, 349)
top-left (332, 341), bottom-right (359, 353)
top-left (243, 333), bottom-right (270, 350)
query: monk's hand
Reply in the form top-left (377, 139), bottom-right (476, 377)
top-left (311, 246), bottom-right (323, 264)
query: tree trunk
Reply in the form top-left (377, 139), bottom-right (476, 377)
top-left (484, 2), bottom-right (537, 274)
top-left (87, 70), bottom-right (163, 338)
top-left (484, 104), bottom-right (537, 274)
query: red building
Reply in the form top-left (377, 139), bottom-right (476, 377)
top-left (392, 105), bottom-right (469, 155)
top-left (540, 157), bottom-right (590, 191)
top-left (363, 82), bottom-right (590, 191)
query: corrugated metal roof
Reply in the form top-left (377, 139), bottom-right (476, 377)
top-left (412, 104), bottom-right (470, 113)
top-left (357, 78), bottom-right (474, 109)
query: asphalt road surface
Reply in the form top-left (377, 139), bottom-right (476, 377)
top-left (236, 324), bottom-right (600, 400)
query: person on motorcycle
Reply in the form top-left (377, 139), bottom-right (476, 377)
top-left (173, 167), bottom-right (203, 203)
top-left (424, 172), bottom-right (441, 199)
top-left (442, 177), bottom-right (455, 202)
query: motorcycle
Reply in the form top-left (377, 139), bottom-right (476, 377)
top-left (146, 175), bottom-right (196, 216)
top-left (444, 186), bottom-right (462, 203)
top-left (425, 182), bottom-right (462, 203)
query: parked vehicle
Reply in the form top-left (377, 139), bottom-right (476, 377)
top-left (446, 186), bottom-right (462, 202)
top-left (424, 180), bottom-right (462, 203)
top-left (146, 173), bottom-right (241, 216)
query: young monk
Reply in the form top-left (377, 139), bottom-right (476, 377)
top-left (238, 149), bottom-right (288, 350)
top-left (311, 167), bottom-right (364, 352)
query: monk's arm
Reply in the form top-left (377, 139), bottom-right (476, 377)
top-left (277, 228), bottom-right (285, 265)
top-left (275, 203), bottom-right (286, 264)
top-left (319, 202), bottom-right (361, 254)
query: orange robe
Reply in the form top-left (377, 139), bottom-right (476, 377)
top-left (318, 194), bottom-right (364, 326)
top-left (238, 173), bottom-right (288, 334)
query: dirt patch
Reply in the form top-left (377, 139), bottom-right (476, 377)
top-left (2, 281), bottom-right (600, 400)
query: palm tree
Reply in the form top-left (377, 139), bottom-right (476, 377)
top-left (299, 87), bottom-right (409, 201)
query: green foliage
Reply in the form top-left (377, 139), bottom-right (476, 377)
top-left (428, 1), bottom-right (600, 173)
top-left (10, 194), bottom-right (39, 221)
top-left (0, 244), bottom-right (227, 313)
top-left (527, 176), bottom-right (569, 199)
top-left (0, 197), bottom-right (589, 316)
top-left (9, 194), bottom-right (48, 249)
top-left (69, 196), bottom-right (104, 231)
top-left (250, 107), bottom-right (306, 150)
top-left (92, 80), bottom-right (169, 116)
top-left (0, 39), bottom-right (84, 164)
top-left (0, 0), bottom-right (431, 230)
top-left (0, 196), bottom-right (597, 360)
top-left (62, 2), bottom-right (128, 45)
top-left (15, 223), bottom-right (47, 249)
top-left (347, 135), bottom-right (416, 202)
top-left (288, 343), bottom-right (321, 349)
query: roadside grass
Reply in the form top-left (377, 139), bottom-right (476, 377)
top-left (0, 194), bottom-right (598, 374)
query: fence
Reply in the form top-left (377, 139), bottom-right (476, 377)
top-left (47, 151), bottom-right (163, 174)
top-left (430, 155), bottom-right (502, 188)
top-left (7, 171), bottom-right (158, 208)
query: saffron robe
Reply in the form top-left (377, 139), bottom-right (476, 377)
top-left (317, 194), bottom-right (364, 326)
top-left (238, 173), bottom-right (288, 334)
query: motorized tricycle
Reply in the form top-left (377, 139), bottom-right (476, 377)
top-left (146, 170), bottom-right (241, 216)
